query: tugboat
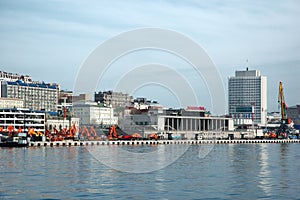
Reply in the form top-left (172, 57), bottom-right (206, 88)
top-left (0, 133), bottom-right (28, 147)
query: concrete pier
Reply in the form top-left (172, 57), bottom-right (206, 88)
top-left (29, 139), bottom-right (300, 147)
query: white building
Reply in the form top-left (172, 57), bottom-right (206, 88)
top-left (0, 73), bottom-right (59, 112)
top-left (72, 101), bottom-right (117, 126)
top-left (0, 71), bottom-right (32, 82)
top-left (46, 117), bottom-right (80, 134)
top-left (228, 68), bottom-right (267, 125)
top-left (0, 98), bottom-right (24, 109)
top-left (120, 105), bottom-right (234, 138)
top-left (0, 108), bottom-right (45, 133)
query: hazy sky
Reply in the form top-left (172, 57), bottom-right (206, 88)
top-left (0, 0), bottom-right (299, 114)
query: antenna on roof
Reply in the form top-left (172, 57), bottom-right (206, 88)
top-left (246, 59), bottom-right (249, 71)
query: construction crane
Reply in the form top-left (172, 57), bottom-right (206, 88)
top-left (278, 81), bottom-right (290, 124)
top-left (276, 81), bottom-right (298, 139)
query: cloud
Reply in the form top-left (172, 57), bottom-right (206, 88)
top-left (0, 0), bottom-right (299, 111)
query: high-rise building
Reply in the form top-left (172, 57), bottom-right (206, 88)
top-left (0, 71), bottom-right (59, 112)
top-left (228, 68), bottom-right (267, 125)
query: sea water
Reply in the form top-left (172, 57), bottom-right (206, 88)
top-left (0, 143), bottom-right (299, 199)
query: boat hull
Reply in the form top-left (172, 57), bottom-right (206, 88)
top-left (0, 142), bottom-right (28, 147)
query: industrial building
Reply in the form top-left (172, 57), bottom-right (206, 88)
top-left (287, 105), bottom-right (300, 130)
top-left (228, 68), bottom-right (267, 126)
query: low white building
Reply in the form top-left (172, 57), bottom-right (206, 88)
top-left (72, 101), bottom-right (117, 125)
top-left (0, 108), bottom-right (45, 133)
top-left (119, 105), bottom-right (234, 138)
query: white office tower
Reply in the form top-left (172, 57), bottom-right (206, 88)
top-left (228, 68), bottom-right (267, 126)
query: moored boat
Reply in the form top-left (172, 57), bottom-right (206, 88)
top-left (0, 133), bottom-right (28, 148)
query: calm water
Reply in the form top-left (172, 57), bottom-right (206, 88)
top-left (0, 143), bottom-right (299, 200)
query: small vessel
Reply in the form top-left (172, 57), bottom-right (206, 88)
top-left (0, 133), bottom-right (28, 148)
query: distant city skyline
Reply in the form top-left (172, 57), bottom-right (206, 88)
top-left (0, 0), bottom-right (299, 113)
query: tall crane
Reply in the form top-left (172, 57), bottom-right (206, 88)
top-left (278, 81), bottom-right (289, 124)
top-left (276, 81), bottom-right (297, 139)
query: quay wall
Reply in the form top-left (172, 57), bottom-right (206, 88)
top-left (29, 139), bottom-right (300, 147)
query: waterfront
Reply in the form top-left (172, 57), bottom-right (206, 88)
top-left (0, 143), bottom-right (299, 199)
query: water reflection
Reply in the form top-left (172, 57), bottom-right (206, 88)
top-left (1, 144), bottom-right (300, 199)
top-left (257, 144), bottom-right (272, 197)
top-left (86, 144), bottom-right (189, 173)
top-left (154, 168), bottom-right (167, 194)
top-left (226, 144), bottom-right (261, 197)
top-left (279, 144), bottom-right (288, 193)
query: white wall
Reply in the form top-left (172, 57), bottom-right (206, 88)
top-left (73, 102), bottom-right (117, 125)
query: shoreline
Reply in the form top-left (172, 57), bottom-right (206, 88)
top-left (27, 139), bottom-right (300, 147)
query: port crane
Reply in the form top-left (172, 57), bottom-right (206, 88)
top-left (278, 81), bottom-right (290, 124)
top-left (276, 81), bottom-right (298, 138)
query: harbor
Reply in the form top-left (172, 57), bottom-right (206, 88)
top-left (1, 70), bottom-right (299, 148)
top-left (1, 141), bottom-right (299, 200)
top-left (1, 1), bottom-right (300, 199)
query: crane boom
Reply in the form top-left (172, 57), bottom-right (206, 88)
top-left (278, 81), bottom-right (287, 121)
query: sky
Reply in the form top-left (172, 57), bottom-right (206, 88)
top-left (0, 0), bottom-right (299, 114)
